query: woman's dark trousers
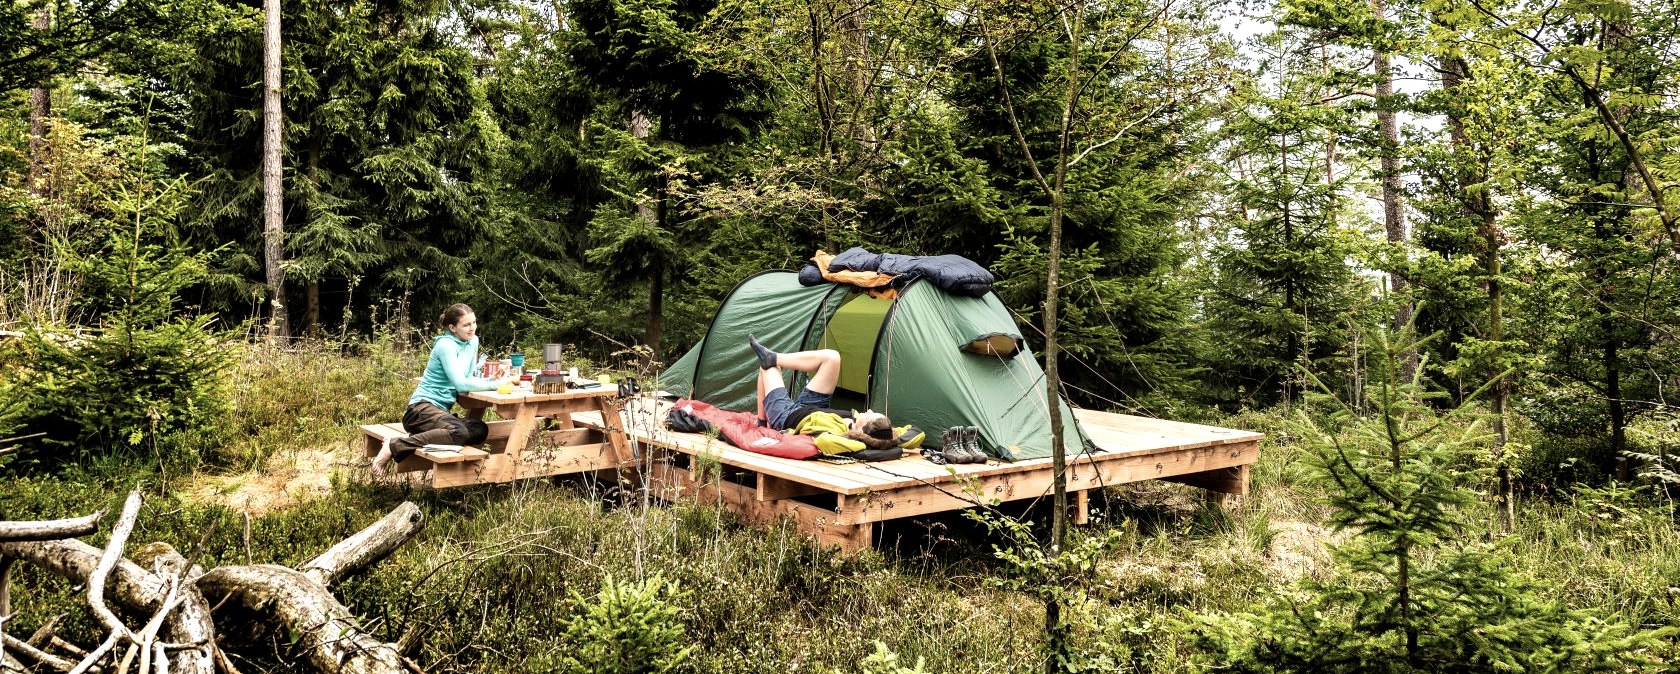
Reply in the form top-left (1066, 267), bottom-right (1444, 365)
top-left (390, 402), bottom-right (490, 461)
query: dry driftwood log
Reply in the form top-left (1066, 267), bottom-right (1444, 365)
top-left (0, 499), bottom-right (425, 674)
top-left (197, 501), bottom-right (424, 674)
top-left (0, 492), bottom-right (213, 674)
top-left (0, 511), bottom-right (103, 543)
top-left (134, 543), bottom-right (218, 674)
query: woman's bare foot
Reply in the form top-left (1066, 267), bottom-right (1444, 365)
top-left (371, 437), bottom-right (393, 477)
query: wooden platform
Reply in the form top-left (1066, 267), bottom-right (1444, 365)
top-left (575, 401), bottom-right (1262, 553)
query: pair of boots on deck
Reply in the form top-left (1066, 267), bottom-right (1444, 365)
top-left (927, 427), bottom-right (986, 465)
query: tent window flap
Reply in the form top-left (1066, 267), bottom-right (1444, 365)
top-left (960, 332), bottom-right (1022, 358)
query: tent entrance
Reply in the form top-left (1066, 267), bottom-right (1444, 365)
top-left (817, 292), bottom-right (891, 408)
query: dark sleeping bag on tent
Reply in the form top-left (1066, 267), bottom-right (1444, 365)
top-left (669, 399), bottom-right (820, 460)
top-left (818, 247), bottom-right (994, 296)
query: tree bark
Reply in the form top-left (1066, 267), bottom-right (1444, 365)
top-left (262, 0), bottom-right (289, 340)
top-left (26, 4), bottom-right (51, 196)
top-left (1373, 0), bottom-right (1414, 379)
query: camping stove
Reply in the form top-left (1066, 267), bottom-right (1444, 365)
top-left (535, 343), bottom-right (567, 392)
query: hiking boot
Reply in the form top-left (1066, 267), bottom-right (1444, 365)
top-left (945, 426), bottom-right (980, 464)
top-left (964, 426), bottom-right (988, 464)
top-left (929, 428), bottom-right (960, 465)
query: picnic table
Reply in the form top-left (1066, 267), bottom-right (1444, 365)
top-left (362, 385), bottom-right (633, 487)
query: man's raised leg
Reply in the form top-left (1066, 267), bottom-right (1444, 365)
top-left (772, 349), bottom-right (841, 395)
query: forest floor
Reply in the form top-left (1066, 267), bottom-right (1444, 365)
top-left (5, 341), bottom-right (1677, 673)
top-left (183, 444), bottom-right (348, 516)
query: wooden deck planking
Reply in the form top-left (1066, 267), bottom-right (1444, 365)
top-left (569, 400), bottom-right (1261, 553)
top-left (583, 411), bottom-right (885, 492)
top-left (577, 404), bottom-right (1260, 494)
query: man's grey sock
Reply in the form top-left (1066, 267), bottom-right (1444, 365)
top-left (748, 334), bottom-right (778, 370)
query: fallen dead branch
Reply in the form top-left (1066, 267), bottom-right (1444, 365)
top-left (0, 510), bottom-right (102, 543)
top-left (0, 499), bottom-right (425, 674)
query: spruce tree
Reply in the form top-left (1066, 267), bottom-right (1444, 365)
top-left (916, 0), bottom-right (1225, 409)
top-left (1191, 328), bottom-right (1672, 672)
top-left (565, 0), bottom-right (774, 353)
top-left (1203, 21), bottom-right (1367, 408)
top-left (6, 122), bottom-right (231, 471)
top-left (173, 0), bottom-right (498, 333)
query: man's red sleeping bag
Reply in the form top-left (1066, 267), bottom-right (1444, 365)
top-left (670, 399), bottom-right (819, 460)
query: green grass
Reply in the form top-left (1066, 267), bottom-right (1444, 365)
top-left (3, 342), bottom-right (1677, 672)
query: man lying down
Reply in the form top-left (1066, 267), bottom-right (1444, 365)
top-left (664, 336), bottom-right (924, 462)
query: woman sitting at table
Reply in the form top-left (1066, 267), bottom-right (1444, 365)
top-left (371, 303), bottom-right (510, 476)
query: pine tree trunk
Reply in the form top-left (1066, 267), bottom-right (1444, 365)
top-left (1441, 52), bottom-right (1512, 529)
top-left (840, 0), bottom-right (876, 151)
top-left (26, 4), bottom-right (51, 196)
top-left (301, 139), bottom-right (322, 336)
top-left (1606, 17), bottom-right (1634, 479)
top-left (1596, 240), bottom-right (1624, 463)
top-left (631, 108), bottom-right (661, 352)
top-left (304, 281), bottom-right (321, 335)
top-left (1584, 139), bottom-right (1626, 471)
top-left (1387, 411), bottom-right (1417, 661)
top-left (1374, 0), bottom-right (1414, 380)
top-left (262, 0), bottom-right (288, 340)
top-left (1281, 128), bottom-right (1299, 402)
top-left (1597, 268), bottom-right (1627, 476)
top-left (647, 171), bottom-right (666, 356)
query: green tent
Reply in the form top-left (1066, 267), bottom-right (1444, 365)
top-left (660, 270), bottom-right (1088, 462)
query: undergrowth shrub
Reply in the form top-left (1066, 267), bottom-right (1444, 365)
top-left (222, 337), bottom-right (417, 467)
top-left (549, 573), bottom-right (695, 674)
top-left (4, 121), bottom-right (233, 474)
top-left (843, 642), bottom-right (928, 674)
top-left (1191, 331), bottom-right (1674, 672)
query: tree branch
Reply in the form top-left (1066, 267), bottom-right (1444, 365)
top-left (1068, 101), bottom-right (1170, 167)
top-left (978, 10), bottom-right (1054, 199)
top-left (0, 511), bottom-right (104, 543)
top-left (1, 632), bottom-right (73, 672)
top-left (298, 502), bottom-right (424, 587)
top-left (87, 491), bottom-right (143, 644)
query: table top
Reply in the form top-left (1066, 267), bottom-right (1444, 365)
top-left (460, 385), bottom-right (617, 405)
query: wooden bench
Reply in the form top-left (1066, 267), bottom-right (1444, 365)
top-left (359, 422), bottom-right (492, 474)
top-left (359, 415), bottom-right (628, 487)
